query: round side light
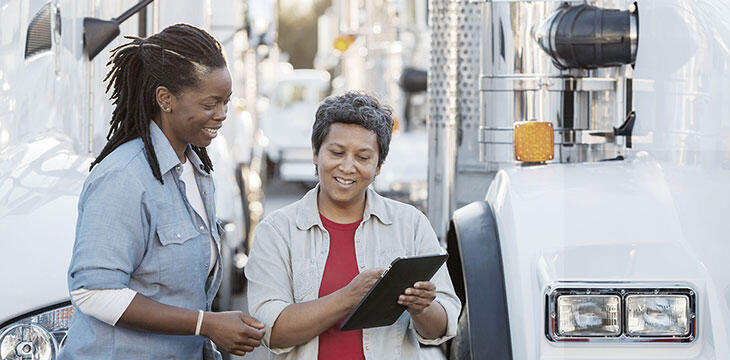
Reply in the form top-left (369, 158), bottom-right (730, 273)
top-left (0, 324), bottom-right (57, 360)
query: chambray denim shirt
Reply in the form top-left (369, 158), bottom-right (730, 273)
top-left (59, 122), bottom-right (223, 360)
top-left (245, 185), bottom-right (461, 360)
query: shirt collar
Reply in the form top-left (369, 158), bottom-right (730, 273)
top-left (295, 184), bottom-right (393, 231)
top-left (149, 121), bottom-right (181, 175)
top-left (185, 147), bottom-right (210, 177)
top-left (149, 121), bottom-right (210, 177)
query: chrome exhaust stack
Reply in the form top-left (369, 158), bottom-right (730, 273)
top-left (479, 1), bottom-right (639, 165)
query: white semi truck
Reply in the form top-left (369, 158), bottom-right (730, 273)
top-left (0, 1), bottom-right (255, 358)
top-left (428, 0), bottom-right (730, 358)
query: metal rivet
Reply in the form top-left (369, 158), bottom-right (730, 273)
top-left (586, 289), bottom-right (591, 294)
top-left (200, 164), bottom-right (205, 170)
top-left (689, 290), bottom-right (694, 296)
top-left (551, 312), bottom-right (556, 318)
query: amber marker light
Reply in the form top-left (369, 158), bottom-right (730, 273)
top-left (333, 35), bottom-right (356, 52)
top-left (513, 121), bottom-right (554, 162)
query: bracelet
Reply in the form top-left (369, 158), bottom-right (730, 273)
top-left (194, 310), bottom-right (204, 336)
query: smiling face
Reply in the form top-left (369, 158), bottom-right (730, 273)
top-left (155, 67), bottom-right (232, 160)
top-left (314, 122), bottom-right (381, 219)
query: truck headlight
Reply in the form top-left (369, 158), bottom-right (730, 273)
top-left (626, 295), bottom-right (690, 336)
top-left (557, 295), bottom-right (620, 336)
top-left (547, 286), bottom-right (696, 343)
top-left (0, 303), bottom-right (73, 360)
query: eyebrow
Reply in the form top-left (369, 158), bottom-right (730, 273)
top-left (203, 93), bottom-right (233, 101)
top-left (328, 143), bottom-right (375, 152)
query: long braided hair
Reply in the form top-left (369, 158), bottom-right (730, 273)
top-left (91, 23), bottom-right (227, 183)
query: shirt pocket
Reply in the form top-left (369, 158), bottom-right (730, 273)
top-left (157, 221), bottom-right (199, 246)
top-left (291, 257), bottom-right (318, 302)
top-left (155, 222), bottom-right (202, 285)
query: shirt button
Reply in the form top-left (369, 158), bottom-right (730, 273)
top-left (176, 166), bottom-right (181, 171)
top-left (202, 191), bottom-right (207, 195)
top-left (176, 233), bottom-right (181, 238)
top-left (199, 225), bottom-right (205, 231)
top-left (204, 263), bottom-right (209, 269)
top-left (199, 164), bottom-right (205, 170)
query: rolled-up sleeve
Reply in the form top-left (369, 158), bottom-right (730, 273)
top-left (410, 211), bottom-right (462, 345)
top-left (68, 170), bottom-right (147, 292)
top-left (244, 219), bottom-right (295, 354)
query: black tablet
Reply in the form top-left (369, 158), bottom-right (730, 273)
top-left (339, 253), bottom-right (448, 331)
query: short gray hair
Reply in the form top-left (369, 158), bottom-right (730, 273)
top-left (312, 91), bottom-right (393, 167)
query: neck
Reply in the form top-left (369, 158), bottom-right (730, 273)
top-left (153, 117), bottom-right (187, 163)
top-left (317, 190), bottom-right (366, 223)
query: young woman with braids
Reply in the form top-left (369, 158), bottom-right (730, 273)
top-left (58, 24), bottom-right (264, 359)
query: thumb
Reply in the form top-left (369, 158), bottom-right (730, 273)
top-left (240, 313), bottom-right (265, 329)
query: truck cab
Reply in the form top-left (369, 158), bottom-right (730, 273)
top-left (427, 0), bottom-right (730, 358)
top-left (0, 1), bottom-right (253, 358)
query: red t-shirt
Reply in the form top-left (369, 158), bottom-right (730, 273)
top-left (317, 214), bottom-right (365, 360)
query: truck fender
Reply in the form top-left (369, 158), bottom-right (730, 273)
top-left (446, 201), bottom-right (512, 360)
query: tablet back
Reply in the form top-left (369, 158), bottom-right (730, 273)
top-left (340, 253), bottom-right (448, 331)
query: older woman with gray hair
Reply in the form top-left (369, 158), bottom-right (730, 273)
top-left (245, 91), bottom-right (461, 359)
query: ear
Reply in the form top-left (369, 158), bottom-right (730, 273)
top-left (375, 164), bottom-right (381, 177)
top-left (155, 86), bottom-right (174, 113)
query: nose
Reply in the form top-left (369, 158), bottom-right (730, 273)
top-left (213, 102), bottom-right (228, 121)
top-left (338, 154), bottom-right (356, 173)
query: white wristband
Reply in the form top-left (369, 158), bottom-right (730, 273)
top-left (195, 310), bottom-right (204, 336)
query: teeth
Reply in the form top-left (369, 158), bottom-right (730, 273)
top-left (204, 128), bottom-right (218, 134)
top-left (335, 177), bottom-right (354, 185)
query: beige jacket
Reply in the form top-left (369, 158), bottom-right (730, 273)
top-left (245, 185), bottom-right (461, 359)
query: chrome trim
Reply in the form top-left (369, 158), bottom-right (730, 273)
top-left (480, 1), bottom-right (632, 165)
top-left (545, 284), bottom-right (697, 343)
top-left (481, 76), bottom-right (616, 92)
top-left (629, 8), bottom-right (639, 62)
top-left (480, 127), bottom-right (616, 147)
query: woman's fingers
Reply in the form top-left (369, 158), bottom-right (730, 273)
top-left (399, 294), bottom-right (431, 305)
top-left (235, 335), bottom-right (262, 347)
top-left (230, 349), bottom-right (247, 356)
top-left (399, 281), bottom-right (437, 313)
top-left (404, 287), bottom-right (436, 299)
top-left (414, 281), bottom-right (436, 291)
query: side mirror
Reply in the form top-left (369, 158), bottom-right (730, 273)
top-left (83, 0), bottom-right (154, 60)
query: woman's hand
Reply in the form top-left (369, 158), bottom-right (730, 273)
top-left (342, 268), bottom-right (384, 307)
top-left (200, 311), bottom-right (265, 356)
top-left (398, 281), bottom-right (437, 315)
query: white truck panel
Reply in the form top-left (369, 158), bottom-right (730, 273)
top-left (487, 156), bottom-right (729, 358)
